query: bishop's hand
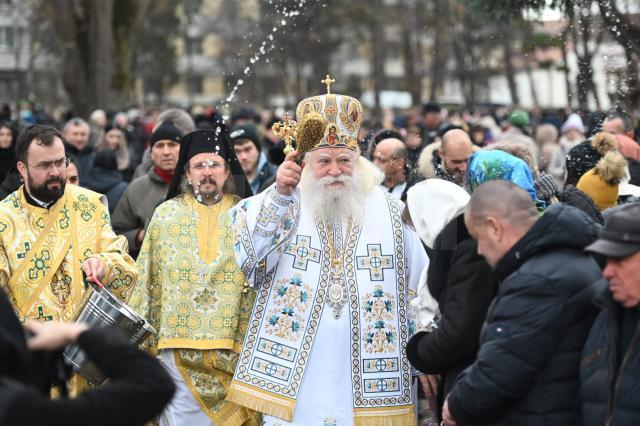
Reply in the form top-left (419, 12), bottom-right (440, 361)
top-left (275, 150), bottom-right (302, 196)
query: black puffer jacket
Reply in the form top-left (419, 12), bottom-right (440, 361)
top-left (406, 214), bottom-right (496, 414)
top-left (447, 203), bottom-right (602, 425)
top-left (580, 280), bottom-right (640, 426)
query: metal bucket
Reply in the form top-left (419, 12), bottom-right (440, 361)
top-left (63, 281), bottom-right (156, 385)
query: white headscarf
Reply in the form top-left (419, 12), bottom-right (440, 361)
top-left (407, 179), bottom-right (471, 249)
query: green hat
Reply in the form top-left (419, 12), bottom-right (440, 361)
top-left (509, 109), bottom-right (530, 128)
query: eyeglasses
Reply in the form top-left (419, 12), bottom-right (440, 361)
top-left (27, 157), bottom-right (70, 172)
top-left (189, 159), bottom-right (223, 172)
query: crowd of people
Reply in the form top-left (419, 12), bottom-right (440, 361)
top-left (0, 84), bottom-right (639, 426)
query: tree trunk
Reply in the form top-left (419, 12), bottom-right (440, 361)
top-left (502, 26), bottom-right (520, 105)
top-left (428, 0), bottom-right (447, 102)
top-left (369, 1), bottom-right (385, 120)
top-left (46, 0), bottom-right (114, 117)
top-left (88, 0), bottom-right (115, 111)
top-left (401, 4), bottom-right (420, 106)
top-left (523, 53), bottom-right (539, 107)
top-left (560, 27), bottom-right (573, 108)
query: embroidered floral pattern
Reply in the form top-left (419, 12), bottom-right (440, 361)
top-left (362, 285), bottom-right (397, 353)
top-left (265, 274), bottom-right (313, 342)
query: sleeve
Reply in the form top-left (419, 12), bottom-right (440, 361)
top-left (446, 274), bottom-right (568, 424)
top-left (127, 212), bottom-right (161, 354)
top-left (230, 185), bottom-right (300, 283)
top-left (406, 239), bottom-right (494, 374)
top-left (0, 327), bottom-right (175, 426)
top-left (110, 187), bottom-right (142, 251)
top-left (403, 224), bottom-right (428, 338)
top-left (0, 241), bottom-right (13, 306)
top-left (91, 204), bottom-right (138, 302)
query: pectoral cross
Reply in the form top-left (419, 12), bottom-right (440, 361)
top-left (321, 74), bottom-right (335, 95)
top-left (272, 113), bottom-right (297, 155)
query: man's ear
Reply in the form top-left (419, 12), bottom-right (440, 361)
top-left (16, 161), bottom-right (27, 182)
top-left (486, 216), bottom-right (503, 242)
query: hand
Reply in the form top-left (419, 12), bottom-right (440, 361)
top-left (24, 320), bottom-right (88, 351)
top-left (442, 398), bottom-right (458, 426)
top-left (421, 374), bottom-right (439, 398)
top-left (418, 374), bottom-right (440, 411)
top-left (135, 229), bottom-right (145, 247)
top-left (275, 150), bottom-right (302, 196)
top-left (82, 257), bottom-right (106, 284)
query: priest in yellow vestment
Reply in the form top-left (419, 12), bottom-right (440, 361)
top-left (128, 128), bottom-right (258, 426)
top-left (0, 125), bottom-right (137, 323)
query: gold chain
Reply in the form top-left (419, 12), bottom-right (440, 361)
top-left (326, 219), bottom-right (353, 269)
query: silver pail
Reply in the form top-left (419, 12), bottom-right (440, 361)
top-left (63, 281), bottom-right (156, 385)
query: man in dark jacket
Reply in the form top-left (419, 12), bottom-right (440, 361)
top-left (443, 180), bottom-right (601, 425)
top-left (581, 202), bottom-right (640, 426)
top-left (112, 122), bottom-right (181, 258)
top-left (230, 124), bottom-right (276, 194)
top-left (0, 288), bottom-right (175, 425)
top-left (406, 213), bottom-right (496, 418)
top-left (62, 118), bottom-right (94, 187)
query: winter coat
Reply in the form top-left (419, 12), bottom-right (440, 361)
top-left (250, 153), bottom-right (277, 195)
top-left (447, 203), bottom-right (602, 425)
top-left (0, 289), bottom-right (174, 426)
top-left (64, 143), bottom-right (95, 188)
top-left (0, 166), bottom-right (22, 201)
top-left (111, 169), bottom-right (169, 257)
top-left (84, 150), bottom-right (127, 214)
top-left (580, 280), bottom-right (640, 426)
top-left (406, 214), bottom-right (496, 414)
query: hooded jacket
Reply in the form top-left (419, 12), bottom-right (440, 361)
top-left (447, 203), bottom-right (602, 425)
top-left (581, 280), bottom-right (640, 426)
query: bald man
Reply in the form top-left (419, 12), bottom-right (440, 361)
top-left (439, 129), bottom-right (474, 186)
top-left (442, 180), bottom-right (601, 426)
top-left (373, 136), bottom-right (409, 199)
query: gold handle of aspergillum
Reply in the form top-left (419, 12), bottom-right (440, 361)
top-left (272, 113), bottom-right (297, 155)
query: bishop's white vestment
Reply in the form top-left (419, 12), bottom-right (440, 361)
top-left (226, 185), bottom-right (427, 426)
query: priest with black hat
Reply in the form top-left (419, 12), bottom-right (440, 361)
top-left (128, 129), bottom-right (259, 426)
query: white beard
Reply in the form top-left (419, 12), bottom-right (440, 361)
top-left (301, 169), bottom-right (365, 223)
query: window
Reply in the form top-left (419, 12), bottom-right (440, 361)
top-left (0, 27), bottom-right (13, 49)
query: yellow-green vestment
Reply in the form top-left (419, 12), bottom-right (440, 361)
top-left (129, 193), bottom-right (259, 426)
top-left (0, 185), bottom-right (137, 322)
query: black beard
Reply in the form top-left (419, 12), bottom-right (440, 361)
top-left (29, 175), bottom-right (65, 203)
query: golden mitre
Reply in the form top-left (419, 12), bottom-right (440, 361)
top-left (295, 74), bottom-right (363, 152)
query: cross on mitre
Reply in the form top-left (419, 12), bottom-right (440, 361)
top-left (322, 74), bottom-right (336, 94)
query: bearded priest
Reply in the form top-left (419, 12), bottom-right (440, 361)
top-left (226, 80), bottom-right (428, 426)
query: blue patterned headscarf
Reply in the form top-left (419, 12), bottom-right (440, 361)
top-left (467, 150), bottom-right (545, 210)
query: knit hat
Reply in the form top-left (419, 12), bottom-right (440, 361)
top-left (565, 134), bottom-right (619, 187)
top-left (577, 151), bottom-right (627, 211)
top-left (422, 102), bottom-right (441, 114)
top-left (371, 129), bottom-right (405, 146)
top-left (561, 113), bottom-right (585, 134)
top-left (150, 121), bottom-right (182, 148)
top-left (534, 171), bottom-right (559, 203)
top-left (556, 185), bottom-right (604, 225)
top-left (509, 109), bottom-right (530, 128)
top-left (230, 124), bottom-right (262, 152)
